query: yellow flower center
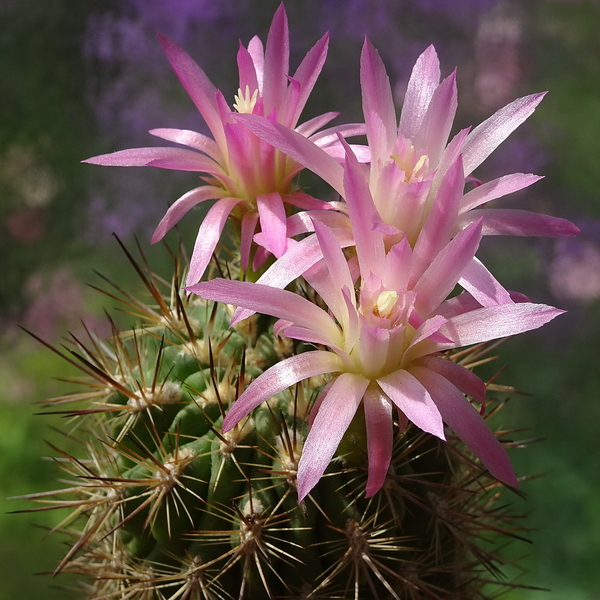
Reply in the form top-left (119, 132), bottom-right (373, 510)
top-left (233, 86), bottom-right (259, 114)
top-left (374, 290), bottom-right (398, 319)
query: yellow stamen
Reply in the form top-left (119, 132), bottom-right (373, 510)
top-left (233, 86), bottom-right (259, 114)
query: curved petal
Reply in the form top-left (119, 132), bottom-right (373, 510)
top-left (149, 128), bottom-right (224, 163)
top-left (414, 356), bottom-right (486, 402)
top-left (399, 45), bottom-right (441, 141)
top-left (222, 351), bottom-right (343, 433)
top-left (83, 147), bottom-right (222, 174)
top-left (297, 373), bottom-right (369, 501)
top-left (458, 257), bottom-right (513, 307)
top-left (364, 386), bottom-right (394, 497)
top-left (186, 197), bottom-right (243, 286)
top-left (377, 369), bottom-right (445, 439)
top-left (257, 192), bottom-right (288, 257)
top-left (157, 33), bottom-right (225, 148)
top-left (462, 92), bottom-right (546, 176)
top-left (151, 185), bottom-right (225, 243)
top-left (234, 114), bottom-right (345, 196)
top-left (441, 302), bottom-right (565, 347)
top-left (411, 366), bottom-right (517, 487)
top-left (188, 278), bottom-right (342, 344)
top-left (460, 173), bottom-right (543, 212)
top-left (459, 209), bottom-right (580, 237)
top-left (262, 3), bottom-right (289, 115)
top-left (360, 38), bottom-right (397, 165)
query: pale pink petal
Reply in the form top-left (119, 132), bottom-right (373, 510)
top-left (188, 278), bottom-right (342, 344)
top-left (399, 45), bottom-right (441, 141)
top-left (324, 143), bottom-right (371, 163)
top-left (262, 3), bottom-right (289, 115)
top-left (414, 70), bottom-right (457, 167)
top-left (441, 302), bottom-right (565, 347)
top-left (364, 386), bottom-right (393, 497)
top-left (462, 92), bottom-right (546, 176)
top-left (407, 315), bottom-right (449, 351)
top-left (458, 209), bottom-right (581, 237)
top-left (237, 42), bottom-right (259, 95)
top-left (157, 33), bottom-right (225, 148)
top-left (360, 39), bottom-right (397, 165)
top-left (359, 326), bottom-right (390, 380)
top-left (413, 219), bottom-right (483, 316)
top-left (234, 114), bottom-right (345, 195)
top-left (341, 137), bottom-right (386, 277)
top-left (310, 123), bottom-right (368, 146)
top-left (410, 155), bottom-right (466, 283)
top-left (256, 192), bottom-right (288, 257)
top-left (458, 257), bottom-right (513, 307)
top-left (240, 210), bottom-right (259, 271)
top-left (288, 33), bottom-right (329, 125)
top-left (222, 351), bottom-right (343, 433)
top-left (377, 369), bottom-right (445, 439)
top-left (295, 112), bottom-right (339, 137)
top-left (460, 173), bottom-right (543, 212)
top-left (297, 373), bottom-right (369, 501)
top-left (247, 36), bottom-right (265, 91)
top-left (414, 356), bottom-right (486, 402)
top-left (149, 128), bottom-right (223, 162)
top-left (186, 197), bottom-right (243, 286)
top-left (151, 185), bottom-right (225, 243)
top-left (83, 147), bottom-right (222, 173)
top-left (411, 366), bottom-right (517, 487)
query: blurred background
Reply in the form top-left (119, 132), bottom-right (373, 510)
top-left (1, 0), bottom-right (598, 598)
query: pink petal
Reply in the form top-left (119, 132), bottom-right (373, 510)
top-left (149, 128), bottom-right (223, 162)
top-left (222, 351), bottom-right (343, 433)
top-left (310, 122), bottom-right (368, 147)
top-left (377, 369), bottom-right (445, 439)
top-left (257, 192), bottom-right (288, 258)
top-left (297, 373), bottom-right (369, 501)
top-left (414, 356), bottom-right (486, 402)
top-left (262, 3), bottom-right (289, 115)
top-left (413, 219), bottom-right (483, 316)
top-left (411, 366), bottom-right (517, 487)
top-left (462, 92), bottom-right (546, 176)
top-left (459, 209), bottom-right (581, 237)
top-left (157, 33), bottom-right (225, 148)
top-left (247, 36), bottom-right (265, 91)
top-left (414, 70), bottom-right (457, 167)
top-left (360, 39), bottom-right (397, 165)
top-left (240, 210), bottom-right (259, 271)
top-left (441, 302), bottom-right (565, 347)
top-left (237, 42), bottom-right (259, 96)
top-left (151, 185), bottom-right (225, 243)
top-left (460, 173), bottom-right (543, 212)
top-left (295, 111), bottom-right (339, 137)
top-left (188, 278), bottom-right (342, 344)
top-left (82, 147), bottom-right (222, 173)
top-left (186, 197), bottom-right (243, 286)
top-left (399, 45), bottom-right (441, 141)
top-left (458, 257), bottom-right (513, 307)
top-left (234, 114), bottom-right (345, 195)
top-left (287, 33), bottom-right (329, 126)
top-left (364, 387), bottom-right (393, 497)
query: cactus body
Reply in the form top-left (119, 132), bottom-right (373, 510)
top-left (19, 246), bottom-right (528, 600)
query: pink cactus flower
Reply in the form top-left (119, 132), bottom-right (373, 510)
top-left (233, 39), bottom-right (578, 306)
top-left (83, 4), bottom-right (363, 285)
top-left (189, 145), bottom-right (564, 501)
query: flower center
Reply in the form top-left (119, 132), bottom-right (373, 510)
top-left (233, 86), bottom-right (259, 114)
top-left (390, 142), bottom-right (429, 183)
top-left (374, 290), bottom-right (398, 319)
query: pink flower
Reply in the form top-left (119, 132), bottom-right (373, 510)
top-left (189, 146), bottom-right (565, 501)
top-left (83, 5), bottom-right (363, 285)
top-left (233, 39), bottom-right (578, 305)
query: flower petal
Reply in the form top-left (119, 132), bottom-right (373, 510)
top-left (262, 3), bottom-right (289, 116)
top-left (459, 209), bottom-right (580, 237)
top-left (461, 92), bottom-right (546, 176)
top-left (149, 128), bottom-right (223, 163)
top-left (458, 257), bottom-right (513, 307)
top-left (257, 192), bottom-right (288, 258)
top-left (460, 173), bottom-right (543, 212)
top-left (223, 351), bottom-right (343, 433)
top-left (377, 369), bottom-right (445, 439)
top-left (297, 373), bottom-right (369, 501)
top-left (414, 356), bottom-right (486, 402)
top-left (151, 185), bottom-right (225, 243)
top-left (411, 366), bottom-right (517, 487)
top-left (364, 387), bottom-right (393, 497)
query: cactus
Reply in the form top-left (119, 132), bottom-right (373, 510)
top-left (17, 242), bottom-right (531, 600)
top-left (14, 5), bottom-right (578, 597)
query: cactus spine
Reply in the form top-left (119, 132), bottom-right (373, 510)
top-left (17, 243), bottom-right (529, 600)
